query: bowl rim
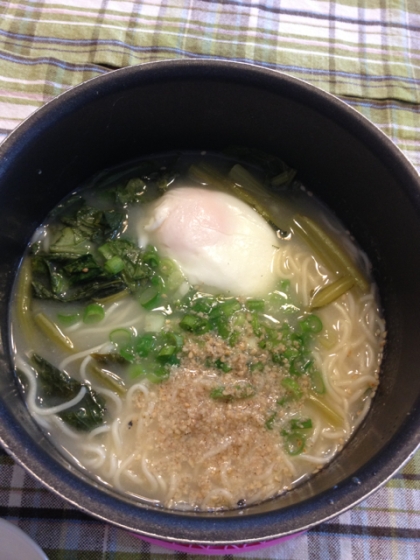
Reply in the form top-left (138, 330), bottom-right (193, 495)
top-left (1, 58), bottom-right (420, 545)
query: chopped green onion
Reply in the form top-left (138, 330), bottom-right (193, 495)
top-left (210, 382), bottom-right (256, 401)
top-left (163, 332), bottom-right (184, 350)
top-left (228, 330), bottom-right (241, 347)
top-left (98, 242), bottom-right (114, 260)
top-left (290, 355), bottom-right (312, 376)
top-left (284, 432), bottom-right (306, 455)
top-left (310, 369), bottom-right (326, 394)
top-left (147, 366), bottom-right (170, 384)
top-left (245, 299), bottom-right (265, 312)
top-left (128, 363), bottom-right (147, 379)
top-left (299, 314), bottom-right (323, 334)
top-left (277, 279), bottom-right (290, 292)
top-left (209, 299), bottom-right (241, 319)
top-left (151, 274), bottom-right (165, 293)
top-left (282, 347), bottom-right (300, 361)
top-left (212, 315), bottom-right (231, 339)
top-left (280, 377), bottom-right (303, 400)
top-left (179, 314), bottom-right (198, 330)
top-left (214, 358), bottom-right (232, 373)
top-left (233, 312), bottom-right (246, 327)
top-left (119, 344), bottom-right (137, 363)
top-left (109, 328), bottom-right (133, 347)
top-left (134, 333), bottom-right (157, 357)
top-left (138, 286), bottom-right (159, 310)
top-left (250, 313), bottom-right (263, 337)
top-left (156, 345), bottom-right (177, 364)
top-left (104, 256), bottom-right (124, 275)
top-left (57, 313), bottom-right (81, 327)
top-left (143, 245), bottom-right (160, 268)
top-left (83, 303), bottom-right (105, 324)
top-left (192, 296), bottom-right (216, 314)
top-left (310, 276), bottom-right (356, 309)
top-left (166, 269), bottom-right (185, 292)
top-left (158, 257), bottom-right (177, 277)
top-left (250, 361), bottom-right (264, 372)
top-left (265, 412), bottom-right (277, 430)
top-left (290, 418), bottom-right (313, 430)
top-left (179, 314), bottom-right (211, 334)
top-left (159, 258), bottom-right (185, 291)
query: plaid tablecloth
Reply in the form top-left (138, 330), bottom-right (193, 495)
top-left (0, 1), bottom-right (419, 558)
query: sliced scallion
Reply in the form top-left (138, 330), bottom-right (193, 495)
top-left (83, 303), bottom-right (105, 324)
top-left (299, 314), bottom-right (323, 334)
top-left (280, 377), bottom-right (302, 400)
top-left (138, 286), bottom-right (159, 310)
top-left (284, 432), bottom-right (306, 455)
top-left (57, 313), bottom-right (81, 327)
top-left (104, 256), bottom-right (124, 275)
top-left (109, 328), bottom-right (133, 347)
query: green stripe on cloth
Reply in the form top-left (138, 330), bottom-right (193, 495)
top-left (0, 0), bottom-right (420, 102)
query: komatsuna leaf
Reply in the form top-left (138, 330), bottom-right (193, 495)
top-left (30, 353), bottom-right (106, 431)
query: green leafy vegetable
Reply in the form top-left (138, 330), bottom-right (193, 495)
top-left (298, 314), bottom-right (323, 334)
top-left (223, 146), bottom-right (296, 187)
top-left (310, 276), bottom-right (356, 309)
top-left (30, 354), bottom-right (106, 431)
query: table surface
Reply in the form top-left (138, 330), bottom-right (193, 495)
top-left (0, 1), bottom-right (419, 558)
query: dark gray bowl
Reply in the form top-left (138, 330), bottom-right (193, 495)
top-left (0, 60), bottom-right (419, 545)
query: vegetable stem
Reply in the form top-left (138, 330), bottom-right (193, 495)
top-left (188, 162), bottom-right (287, 231)
top-left (34, 312), bottom-right (74, 350)
top-left (293, 215), bottom-right (369, 292)
top-left (307, 393), bottom-right (343, 426)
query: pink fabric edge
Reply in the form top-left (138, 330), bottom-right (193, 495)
top-left (132, 531), bottom-right (305, 555)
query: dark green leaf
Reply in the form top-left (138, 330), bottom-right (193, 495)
top-left (59, 388), bottom-right (106, 432)
top-left (30, 354), bottom-right (106, 432)
top-left (31, 353), bottom-right (79, 401)
top-left (62, 254), bottom-right (103, 284)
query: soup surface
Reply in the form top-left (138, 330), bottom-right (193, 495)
top-left (10, 149), bottom-right (385, 511)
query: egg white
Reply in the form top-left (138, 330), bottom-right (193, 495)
top-left (137, 186), bottom-right (279, 296)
